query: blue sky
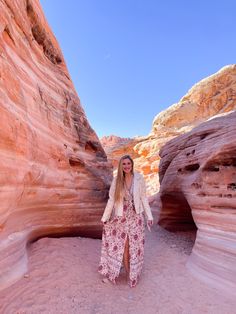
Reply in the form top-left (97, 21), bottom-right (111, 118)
top-left (40, 0), bottom-right (235, 138)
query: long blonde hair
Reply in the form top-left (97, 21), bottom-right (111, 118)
top-left (114, 155), bottom-right (134, 203)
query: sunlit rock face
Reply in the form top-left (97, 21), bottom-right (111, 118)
top-left (100, 135), bottom-right (137, 168)
top-left (158, 111), bottom-right (236, 294)
top-left (152, 65), bottom-right (236, 134)
top-left (102, 65), bottom-right (236, 196)
top-left (0, 0), bottom-right (112, 291)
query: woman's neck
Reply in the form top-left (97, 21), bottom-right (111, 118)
top-left (124, 172), bottom-right (133, 179)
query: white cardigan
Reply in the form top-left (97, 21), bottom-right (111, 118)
top-left (101, 172), bottom-right (153, 222)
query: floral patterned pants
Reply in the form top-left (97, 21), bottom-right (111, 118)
top-left (98, 200), bottom-right (145, 287)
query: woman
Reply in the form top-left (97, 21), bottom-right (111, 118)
top-left (98, 155), bottom-right (153, 287)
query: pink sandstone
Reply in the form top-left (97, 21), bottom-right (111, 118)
top-left (101, 65), bottom-right (236, 196)
top-left (0, 0), bottom-right (111, 291)
top-left (158, 110), bottom-right (236, 295)
top-left (100, 135), bottom-right (138, 168)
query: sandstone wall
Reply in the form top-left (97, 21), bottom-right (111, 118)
top-left (0, 0), bottom-right (112, 291)
top-left (100, 135), bottom-right (138, 168)
top-left (158, 111), bottom-right (236, 294)
top-left (101, 65), bottom-right (236, 196)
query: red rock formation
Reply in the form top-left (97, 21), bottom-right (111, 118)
top-left (0, 0), bottom-right (112, 291)
top-left (101, 135), bottom-right (141, 168)
top-left (152, 65), bottom-right (236, 133)
top-left (102, 65), bottom-right (236, 196)
top-left (158, 111), bottom-right (236, 294)
top-left (100, 135), bottom-right (132, 148)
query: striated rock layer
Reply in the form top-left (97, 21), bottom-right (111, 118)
top-left (100, 135), bottom-right (138, 168)
top-left (102, 65), bottom-right (236, 195)
top-left (158, 111), bottom-right (236, 294)
top-left (152, 65), bottom-right (236, 134)
top-left (0, 0), bottom-right (111, 291)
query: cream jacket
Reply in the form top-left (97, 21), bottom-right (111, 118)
top-left (101, 172), bottom-right (153, 222)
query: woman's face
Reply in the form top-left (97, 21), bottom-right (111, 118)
top-left (122, 158), bottom-right (133, 174)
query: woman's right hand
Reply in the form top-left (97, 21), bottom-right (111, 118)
top-left (147, 220), bottom-right (153, 232)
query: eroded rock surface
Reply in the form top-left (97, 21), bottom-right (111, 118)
top-left (102, 65), bottom-right (236, 195)
top-left (158, 111), bottom-right (236, 294)
top-left (100, 135), bottom-right (138, 168)
top-left (0, 0), bottom-right (111, 291)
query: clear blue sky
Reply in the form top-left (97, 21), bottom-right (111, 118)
top-left (40, 0), bottom-right (235, 138)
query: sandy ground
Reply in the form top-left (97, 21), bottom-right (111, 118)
top-left (0, 224), bottom-right (235, 314)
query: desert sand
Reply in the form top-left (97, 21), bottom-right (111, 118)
top-left (0, 219), bottom-right (235, 314)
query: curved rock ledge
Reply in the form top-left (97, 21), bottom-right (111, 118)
top-left (158, 111), bottom-right (236, 295)
top-left (0, 0), bottom-right (112, 291)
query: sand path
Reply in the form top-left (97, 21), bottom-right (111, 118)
top-left (0, 224), bottom-right (235, 314)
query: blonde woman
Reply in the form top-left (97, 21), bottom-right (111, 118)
top-left (98, 155), bottom-right (153, 287)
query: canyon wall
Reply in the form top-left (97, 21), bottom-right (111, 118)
top-left (100, 135), bottom-right (138, 168)
top-left (0, 0), bottom-right (111, 291)
top-left (102, 65), bottom-right (236, 196)
top-left (158, 111), bottom-right (236, 294)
